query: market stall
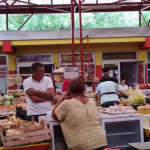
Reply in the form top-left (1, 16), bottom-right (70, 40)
top-left (1, 68), bottom-right (150, 150)
top-left (0, 55), bottom-right (8, 95)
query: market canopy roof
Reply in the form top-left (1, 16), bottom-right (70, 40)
top-left (0, 0), bottom-right (150, 14)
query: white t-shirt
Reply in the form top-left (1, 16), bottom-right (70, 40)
top-left (119, 84), bottom-right (128, 91)
top-left (23, 76), bottom-right (54, 116)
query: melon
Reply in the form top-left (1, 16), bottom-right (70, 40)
top-left (145, 105), bottom-right (150, 110)
top-left (137, 106), bottom-right (145, 111)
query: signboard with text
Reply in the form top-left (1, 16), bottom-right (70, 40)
top-left (102, 52), bottom-right (137, 60)
top-left (64, 67), bottom-right (79, 79)
top-left (60, 53), bottom-right (94, 63)
top-left (61, 64), bottom-right (94, 74)
top-left (0, 56), bottom-right (7, 65)
top-left (18, 55), bottom-right (52, 62)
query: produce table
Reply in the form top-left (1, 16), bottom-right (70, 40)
top-left (40, 112), bottom-right (144, 150)
top-left (0, 142), bottom-right (50, 150)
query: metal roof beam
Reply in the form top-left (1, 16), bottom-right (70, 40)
top-left (46, 7), bottom-right (70, 13)
top-left (141, 12), bottom-right (148, 26)
top-left (11, 0), bottom-right (19, 6)
top-left (1, 2), bottom-right (150, 8)
top-left (140, 5), bottom-right (150, 11)
top-left (17, 0), bottom-right (38, 6)
top-left (2, 0), bottom-right (9, 6)
top-left (18, 14), bottom-right (33, 30)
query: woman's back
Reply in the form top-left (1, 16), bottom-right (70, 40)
top-left (96, 81), bottom-right (120, 104)
top-left (55, 98), bottom-right (107, 150)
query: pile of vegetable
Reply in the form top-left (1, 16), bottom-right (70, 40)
top-left (130, 96), bottom-right (146, 104)
top-left (3, 95), bottom-right (14, 106)
top-left (129, 85), bottom-right (146, 105)
top-left (137, 105), bottom-right (150, 111)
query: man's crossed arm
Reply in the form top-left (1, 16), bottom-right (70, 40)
top-left (26, 88), bottom-right (57, 103)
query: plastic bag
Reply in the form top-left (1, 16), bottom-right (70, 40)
top-left (129, 84), bottom-right (146, 104)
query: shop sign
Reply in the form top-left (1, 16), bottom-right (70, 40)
top-left (60, 53), bottom-right (94, 63)
top-left (64, 67), bottom-right (79, 79)
top-left (0, 56), bottom-right (7, 65)
top-left (102, 52), bottom-right (136, 60)
top-left (18, 55), bottom-right (52, 62)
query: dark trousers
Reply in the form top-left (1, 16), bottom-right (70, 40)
top-left (93, 146), bottom-right (107, 150)
top-left (27, 114), bottom-right (46, 122)
top-left (101, 101), bottom-right (120, 108)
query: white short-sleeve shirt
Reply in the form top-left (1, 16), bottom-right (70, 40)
top-left (119, 84), bottom-right (128, 91)
top-left (23, 76), bottom-right (54, 116)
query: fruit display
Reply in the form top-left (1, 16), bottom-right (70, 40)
top-left (139, 84), bottom-right (150, 89)
top-left (93, 77), bottom-right (100, 82)
top-left (6, 130), bottom-right (23, 136)
top-left (3, 95), bottom-right (14, 106)
top-left (0, 119), bottom-right (17, 130)
top-left (10, 115), bottom-right (23, 122)
top-left (55, 92), bottom-right (63, 98)
top-left (85, 92), bottom-right (95, 98)
top-left (137, 105), bottom-right (150, 111)
top-left (120, 98), bottom-right (130, 105)
top-left (130, 96), bottom-right (146, 104)
top-left (101, 105), bottom-right (135, 113)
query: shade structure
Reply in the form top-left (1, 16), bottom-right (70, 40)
top-left (0, 0), bottom-right (149, 14)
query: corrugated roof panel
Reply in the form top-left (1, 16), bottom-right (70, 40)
top-left (1, 0), bottom-right (144, 6)
top-left (53, 0), bottom-right (71, 5)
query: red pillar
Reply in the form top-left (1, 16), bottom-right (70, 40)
top-left (96, 65), bottom-right (102, 80)
top-left (79, 0), bottom-right (84, 80)
top-left (71, 0), bottom-right (75, 67)
top-left (6, 14), bottom-right (8, 31)
top-left (138, 64), bottom-right (147, 84)
top-left (139, 11), bottom-right (141, 27)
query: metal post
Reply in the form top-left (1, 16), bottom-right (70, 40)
top-left (6, 13), bottom-right (8, 31)
top-left (71, 0), bottom-right (75, 67)
top-left (87, 35), bottom-right (90, 67)
top-left (143, 60), bottom-right (146, 84)
top-left (141, 12), bottom-right (148, 26)
top-left (139, 11), bottom-right (141, 27)
top-left (18, 14), bottom-right (33, 30)
top-left (79, 0), bottom-right (84, 80)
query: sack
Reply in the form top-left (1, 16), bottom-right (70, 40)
top-left (16, 107), bottom-right (27, 120)
top-left (129, 84), bottom-right (146, 104)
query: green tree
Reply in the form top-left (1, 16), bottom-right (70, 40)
top-left (141, 11), bottom-right (150, 26)
top-left (0, 11), bottom-right (149, 31)
top-left (0, 15), bottom-right (6, 31)
top-left (8, 14), bottom-right (30, 30)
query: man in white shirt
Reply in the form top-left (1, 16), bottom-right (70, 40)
top-left (23, 62), bottom-right (57, 122)
top-left (119, 79), bottom-right (128, 91)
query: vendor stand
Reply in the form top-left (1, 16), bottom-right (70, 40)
top-left (39, 111), bottom-right (144, 150)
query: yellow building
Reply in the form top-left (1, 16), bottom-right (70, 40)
top-left (0, 28), bottom-right (150, 94)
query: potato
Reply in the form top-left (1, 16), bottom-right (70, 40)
top-left (137, 106), bottom-right (145, 111)
top-left (3, 125), bottom-right (11, 130)
top-left (127, 106), bottom-right (134, 110)
top-left (24, 124), bottom-right (29, 127)
top-left (145, 105), bottom-right (150, 110)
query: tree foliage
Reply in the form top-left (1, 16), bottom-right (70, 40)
top-left (0, 11), bottom-right (149, 31)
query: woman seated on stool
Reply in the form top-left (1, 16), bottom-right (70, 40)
top-left (52, 77), bottom-right (107, 150)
